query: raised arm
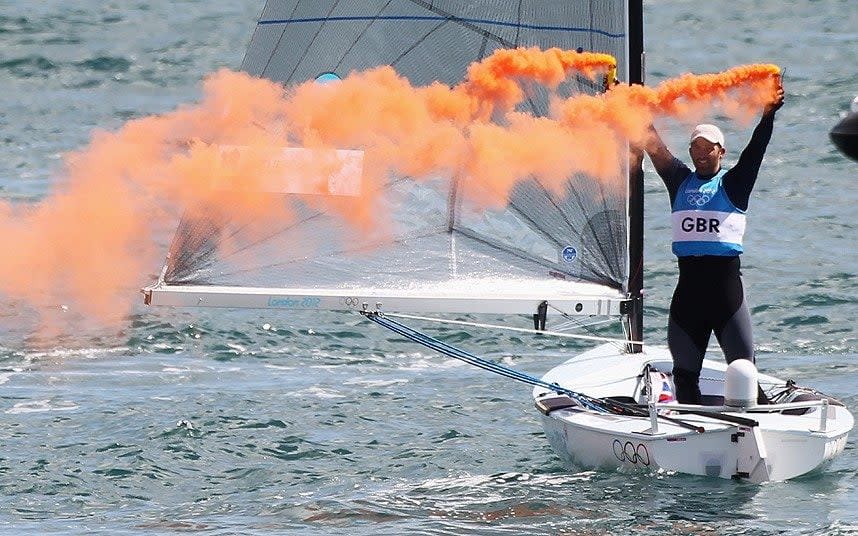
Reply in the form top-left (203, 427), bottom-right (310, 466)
top-left (723, 78), bottom-right (785, 210)
top-left (643, 125), bottom-right (690, 204)
top-left (644, 125), bottom-right (679, 179)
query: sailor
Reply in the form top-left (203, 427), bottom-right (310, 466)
top-left (644, 78), bottom-right (785, 404)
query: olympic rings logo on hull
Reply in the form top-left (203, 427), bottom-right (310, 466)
top-left (612, 439), bottom-right (650, 466)
top-left (686, 193), bottom-right (711, 206)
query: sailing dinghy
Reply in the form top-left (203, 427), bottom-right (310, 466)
top-left (534, 345), bottom-right (851, 482)
top-left (142, 0), bottom-right (853, 482)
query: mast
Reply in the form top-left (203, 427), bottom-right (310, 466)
top-left (625, 0), bottom-right (645, 353)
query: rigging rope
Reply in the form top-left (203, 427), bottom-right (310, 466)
top-left (363, 311), bottom-right (633, 414)
top-left (382, 312), bottom-right (642, 346)
top-left (363, 312), bottom-right (706, 432)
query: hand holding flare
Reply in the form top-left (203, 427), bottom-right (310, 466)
top-left (763, 73), bottom-right (785, 117)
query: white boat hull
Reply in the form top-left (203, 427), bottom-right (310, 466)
top-left (534, 344), bottom-right (852, 483)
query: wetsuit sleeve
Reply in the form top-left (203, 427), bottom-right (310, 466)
top-left (645, 126), bottom-right (692, 205)
top-left (723, 114), bottom-right (775, 211)
top-left (658, 158), bottom-right (692, 206)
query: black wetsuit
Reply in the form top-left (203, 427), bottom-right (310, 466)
top-left (653, 115), bottom-right (775, 404)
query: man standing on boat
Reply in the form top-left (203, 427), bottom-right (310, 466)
top-left (644, 79), bottom-right (785, 404)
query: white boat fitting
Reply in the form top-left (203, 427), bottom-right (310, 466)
top-left (534, 343), bottom-right (853, 483)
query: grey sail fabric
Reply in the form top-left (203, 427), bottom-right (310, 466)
top-left (163, 0), bottom-right (631, 303)
top-left (243, 1), bottom-right (626, 91)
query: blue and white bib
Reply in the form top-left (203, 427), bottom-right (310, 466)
top-left (671, 170), bottom-right (746, 257)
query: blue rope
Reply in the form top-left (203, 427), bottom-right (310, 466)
top-left (363, 312), bottom-right (611, 413)
top-left (363, 313), bottom-right (711, 433)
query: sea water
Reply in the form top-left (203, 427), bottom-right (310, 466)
top-left (0, 1), bottom-right (856, 534)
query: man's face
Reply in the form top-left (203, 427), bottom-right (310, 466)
top-left (689, 137), bottom-right (725, 175)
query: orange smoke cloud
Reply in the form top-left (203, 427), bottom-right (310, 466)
top-left (652, 63), bottom-right (781, 117)
top-left (463, 47), bottom-right (616, 113)
top-left (0, 47), bottom-right (781, 336)
top-left (0, 69), bottom-right (295, 329)
top-left (553, 63), bottom-right (782, 148)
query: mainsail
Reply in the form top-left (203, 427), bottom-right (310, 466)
top-left (144, 1), bottom-right (644, 320)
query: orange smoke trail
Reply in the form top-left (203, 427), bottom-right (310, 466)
top-left (652, 63), bottom-right (781, 115)
top-left (0, 47), bottom-right (781, 337)
top-left (282, 48), bottom-right (619, 211)
top-left (463, 47), bottom-right (616, 114)
top-left (554, 63), bottom-right (782, 147)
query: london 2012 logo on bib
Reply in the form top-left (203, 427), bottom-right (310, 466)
top-left (686, 193), bottom-right (711, 206)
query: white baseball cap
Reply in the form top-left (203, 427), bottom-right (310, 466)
top-left (690, 124), bottom-right (725, 147)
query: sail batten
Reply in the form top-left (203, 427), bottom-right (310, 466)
top-left (257, 16), bottom-right (626, 39)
